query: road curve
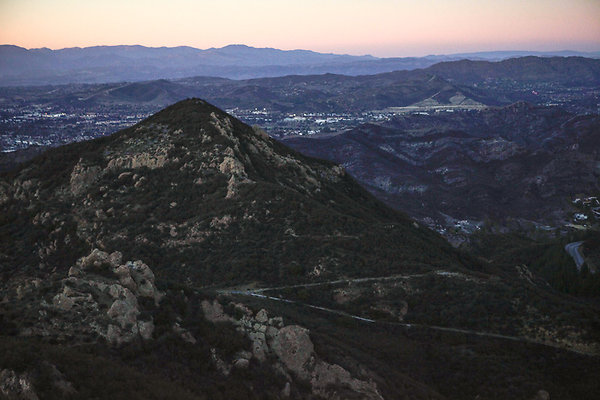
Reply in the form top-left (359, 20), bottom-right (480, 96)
top-left (565, 241), bottom-right (585, 271)
top-left (218, 280), bottom-right (593, 356)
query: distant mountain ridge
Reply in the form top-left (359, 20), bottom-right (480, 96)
top-left (427, 56), bottom-right (600, 86)
top-left (76, 56), bottom-right (600, 112)
top-left (441, 49), bottom-right (600, 60)
top-left (284, 102), bottom-right (600, 232)
top-left (1, 44), bottom-right (599, 86)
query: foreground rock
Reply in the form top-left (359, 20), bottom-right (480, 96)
top-left (0, 369), bottom-right (39, 400)
top-left (203, 299), bottom-right (383, 399)
top-left (23, 249), bottom-right (163, 345)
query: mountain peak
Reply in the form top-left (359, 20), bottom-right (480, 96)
top-left (146, 98), bottom-right (226, 125)
top-left (2, 99), bottom-right (455, 290)
top-left (220, 44), bottom-right (253, 49)
top-left (136, 98), bottom-right (276, 162)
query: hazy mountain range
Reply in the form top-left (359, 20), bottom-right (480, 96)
top-left (2, 33), bottom-right (600, 400)
top-left (4, 56), bottom-right (596, 112)
top-left (1, 44), bottom-right (599, 86)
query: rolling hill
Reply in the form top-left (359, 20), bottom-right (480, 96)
top-left (284, 102), bottom-right (600, 230)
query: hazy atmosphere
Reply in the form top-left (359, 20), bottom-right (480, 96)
top-left (2, 1), bottom-right (600, 399)
top-left (1, 0), bottom-right (599, 56)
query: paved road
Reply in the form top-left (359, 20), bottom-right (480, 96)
top-left (218, 276), bottom-right (592, 355)
top-left (565, 241), bottom-right (585, 270)
top-left (217, 270), bottom-right (476, 295)
top-left (219, 273), bottom-right (428, 294)
top-left (226, 290), bottom-right (529, 341)
top-left (225, 290), bottom-right (377, 323)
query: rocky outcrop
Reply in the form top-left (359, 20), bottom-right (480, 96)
top-left (229, 306), bottom-right (283, 362)
top-left (271, 325), bottom-right (314, 374)
top-left (0, 369), bottom-right (39, 400)
top-left (32, 249), bottom-right (163, 345)
top-left (531, 390), bottom-right (550, 400)
top-left (218, 147), bottom-right (253, 199)
top-left (70, 161), bottom-right (101, 196)
top-left (210, 348), bottom-right (232, 377)
top-left (203, 301), bottom-right (383, 399)
top-left (0, 182), bottom-right (12, 206)
top-left (271, 325), bottom-right (383, 400)
top-left (201, 299), bottom-right (233, 323)
top-left (106, 153), bottom-right (168, 171)
top-left (0, 364), bottom-right (76, 400)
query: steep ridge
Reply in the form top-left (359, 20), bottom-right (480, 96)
top-left (85, 79), bottom-right (199, 105)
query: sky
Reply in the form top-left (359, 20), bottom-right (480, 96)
top-left (1, 0), bottom-right (599, 57)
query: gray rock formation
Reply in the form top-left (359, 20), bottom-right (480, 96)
top-left (532, 390), bottom-right (550, 400)
top-left (271, 325), bottom-right (314, 375)
top-left (202, 301), bottom-right (383, 399)
top-left (0, 369), bottom-right (39, 400)
top-left (34, 249), bottom-right (163, 345)
top-left (201, 299), bottom-right (233, 323)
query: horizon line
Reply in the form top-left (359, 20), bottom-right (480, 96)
top-left (2, 43), bottom-right (599, 59)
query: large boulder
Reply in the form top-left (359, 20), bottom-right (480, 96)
top-left (125, 260), bottom-right (163, 304)
top-left (76, 248), bottom-right (119, 269)
top-left (532, 390), bottom-right (550, 400)
top-left (311, 361), bottom-right (383, 400)
top-left (201, 299), bottom-right (233, 323)
top-left (271, 325), bottom-right (314, 377)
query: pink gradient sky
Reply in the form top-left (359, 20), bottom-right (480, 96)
top-left (1, 0), bottom-right (599, 56)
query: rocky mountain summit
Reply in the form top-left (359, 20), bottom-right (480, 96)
top-left (0, 98), bottom-right (457, 288)
top-left (0, 98), bottom-right (459, 398)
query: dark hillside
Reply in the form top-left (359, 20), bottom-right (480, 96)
top-left (284, 104), bottom-right (600, 230)
top-left (0, 98), bottom-right (461, 288)
top-left (1, 99), bottom-right (599, 399)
